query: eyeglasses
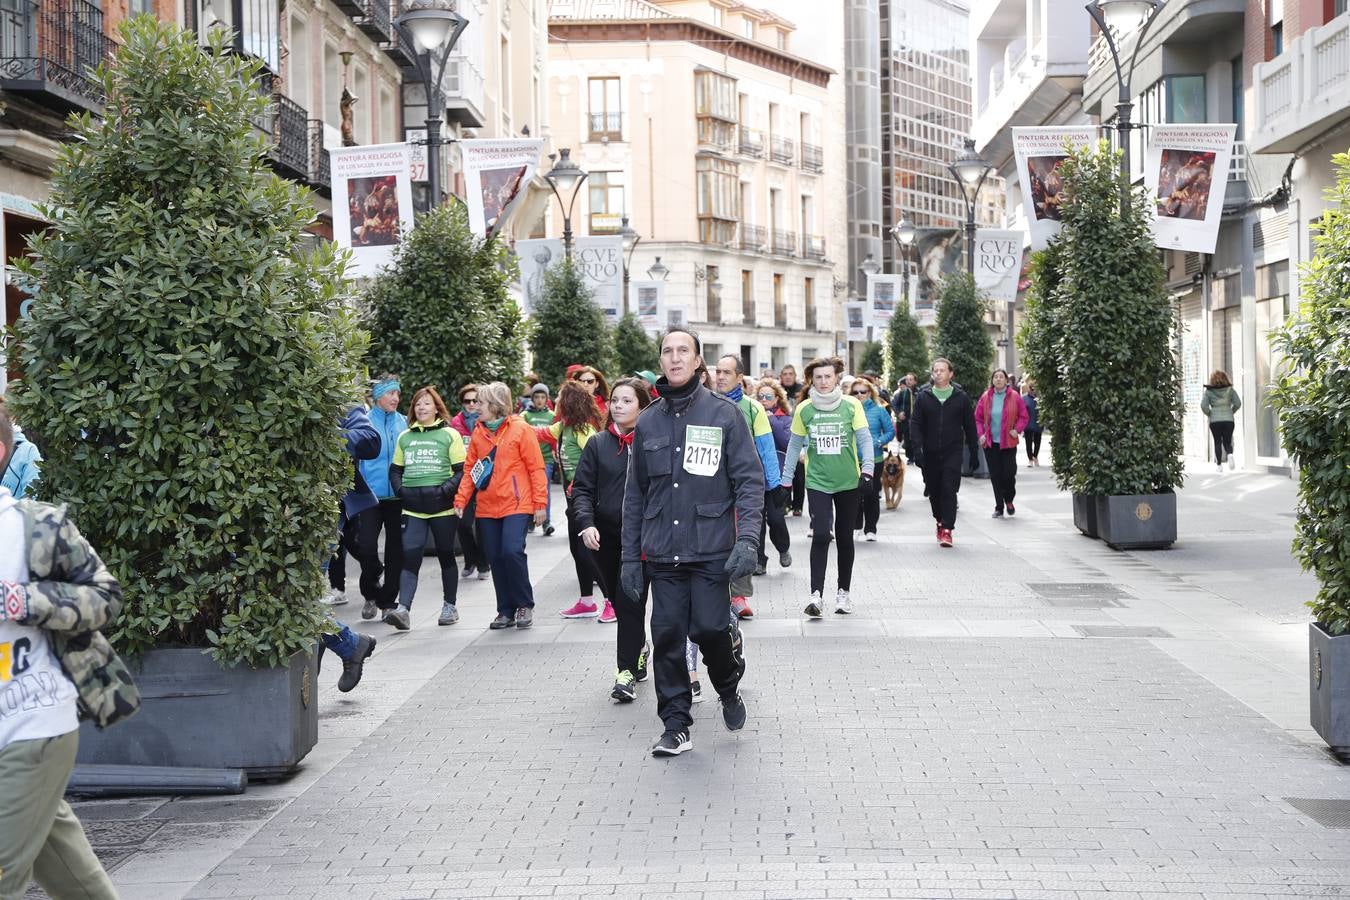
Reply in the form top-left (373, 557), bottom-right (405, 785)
top-left (579, 377), bottom-right (597, 385)
top-left (758, 394), bottom-right (775, 402)
top-left (851, 390), bottom-right (870, 397)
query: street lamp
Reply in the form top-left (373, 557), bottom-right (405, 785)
top-left (889, 217), bottom-right (916, 308)
top-left (393, 0), bottom-right (469, 213)
top-left (543, 148), bottom-right (588, 258)
top-left (646, 256), bottom-right (670, 281)
top-left (859, 253), bottom-right (881, 278)
top-left (949, 138), bottom-right (994, 276)
top-left (619, 215), bottom-right (641, 314)
top-left (1086, 0), bottom-right (1163, 215)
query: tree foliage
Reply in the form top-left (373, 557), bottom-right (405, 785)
top-left (365, 204), bottom-right (522, 396)
top-left (1054, 142), bottom-right (1183, 497)
top-left (1271, 150), bottom-right (1350, 634)
top-left (884, 300), bottom-right (929, 385)
top-left (7, 19), bottom-right (365, 667)
top-left (1018, 241), bottom-right (1074, 487)
top-left (612, 311), bottom-right (658, 378)
top-left (529, 258), bottom-right (613, 387)
top-left (858, 341), bottom-right (884, 375)
top-left (932, 271), bottom-right (993, 393)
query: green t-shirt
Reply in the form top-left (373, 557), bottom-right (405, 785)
top-left (392, 421), bottom-right (467, 519)
top-left (933, 385), bottom-right (954, 403)
top-left (790, 396), bottom-right (868, 493)
top-left (522, 407), bottom-right (554, 455)
top-left (545, 421), bottom-right (595, 483)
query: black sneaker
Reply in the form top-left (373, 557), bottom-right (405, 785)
top-left (992, 509), bottom-right (1004, 519)
top-left (779, 550), bottom-right (792, 568)
top-left (720, 693), bottom-right (747, 731)
top-left (461, 565), bottom-right (476, 579)
top-left (489, 614), bottom-right (515, 630)
top-left (611, 669), bottom-right (637, 702)
top-left (635, 642), bottom-right (651, 682)
top-left (753, 562), bottom-right (768, 577)
top-left (515, 607), bottom-right (533, 628)
top-left (1006, 503), bottom-right (1016, 517)
top-left (337, 634), bottom-right (376, 693)
top-left (651, 729), bottom-right (692, 757)
top-left (543, 522), bottom-right (556, 536)
top-left (478, 566), bottom-right (492, 581)
top-left (690, 680), bottom-right (703, 703)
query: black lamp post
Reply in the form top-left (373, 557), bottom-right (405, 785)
top-left (1085, 0), bottom-right (1163, 215)
top-left (949, 138), bottom-right (994, 276)
top-left (889, 217), bottom-right (916, 308)
top-left (620, 215), bottom-right (641, 314)
top-left (646, 256), bottom-right (669, 281)
top-left (543, 148), bottom-right (588, 258)
top-left (393, 0), bottom-right (469, 213)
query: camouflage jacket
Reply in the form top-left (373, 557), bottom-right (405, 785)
top-left (17, 498), bottom-right (140, 729)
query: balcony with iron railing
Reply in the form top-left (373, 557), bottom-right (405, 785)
top-left (383, 2), bottom-right (418, 67)
top-left (588, 110), bottom-right (622, 142)
top-left (800, 142), bottom-right (823, 173)
top-left (768, 135), bottom-right (795, 165)
top-left (0, 0), bottom-right (114, 113)
top-left (738, 126), bottom-right (764, 158)
top-left (332, 0), bottom-right (391, 41)
top-left (1251, 11), bottom-right (1350, 154)
top-left (771, 229), bottom-right (797, 256)
top-left (268, 93), bottom-right (310, 180)
top-left (774, 296), bottom-right (787, 329)
top-left (803, 235), bottom-right (826, 261)
top-left (738, 223), bottom-right (766, 252)
top-left (804, 301), bottom-right (817, 332)
top-left (308, 118), bottom-right (330, 192)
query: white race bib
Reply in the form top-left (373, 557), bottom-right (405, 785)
top-left (683, 425), bottom-right (723, 476)
top-left (811, 422), bottom-right (844, 455)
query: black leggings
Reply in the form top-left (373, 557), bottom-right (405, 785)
top-left (854, 467), bottom-right (882, 533)
top-left (587, 522), bottom-right (649, 673)
top-left (564, 482), bottom-right (598, 597)
top-left (791, 465), bottom-right (806, 513)
top-left (807, 487), bottom-right (861, 594)
top-left (1210, 421), bottom-right (1235, 462)
top-left (1024, 428), bottom-right (1042, 462)
top-left (398, 514), bottom-right (459, 609)
top-left (986, 445), bottom-right (1019, 512)
top-left (457, 496), bottom-right (489, 571)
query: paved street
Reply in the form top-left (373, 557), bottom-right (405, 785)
top-left (58, 459), bottom-right (1350, 900)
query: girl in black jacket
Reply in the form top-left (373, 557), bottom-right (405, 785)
top-left (570, 377), bottom-right (652, 702)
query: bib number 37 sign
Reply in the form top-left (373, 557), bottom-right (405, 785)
top-left (683, 425), bottom-right (723, 476)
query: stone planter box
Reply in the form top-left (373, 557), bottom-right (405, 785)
top-left (1072, 492), bottom-right (1099, 538)
top-left (1310, 623), bottom-right (1350, 762)
top-left (1094, 492), bottom-right (1176, 550)
top-left (76, 647), bottom-right (318, 780)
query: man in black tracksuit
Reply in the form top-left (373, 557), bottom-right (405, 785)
top-left (910, 357), bottom-right (979, 548)
top-left (622, 329), bottom-right (764, 757)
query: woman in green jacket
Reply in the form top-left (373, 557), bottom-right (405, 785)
top-left (1201, 369), bottom-right (1242, 471)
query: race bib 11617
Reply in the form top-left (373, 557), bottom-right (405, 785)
top-left (683, 425), bottom-right (723, 476)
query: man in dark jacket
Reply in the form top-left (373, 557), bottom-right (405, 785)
top-left (909, 358), bottom-right (979, 548)
top-left (893, 373), bottom-right (917, 463)
top-left (622, 329), bottom-right (764, 757)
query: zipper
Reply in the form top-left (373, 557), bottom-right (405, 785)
top-left (511, 474), bottom-right (520, 505)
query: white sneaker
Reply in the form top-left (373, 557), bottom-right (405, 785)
top-left (835, 589), bottom-right (853, 615)
top-left (864, 532), bottom-right (877, 542)
top-left (804, 591), bottom-right (823, 618)
top-left (1228, 456), bottom-right (1236, 470)
top-left (1216, 463), bottom-right (1224, 473)
top-left (322, 587), bottom-right (348, 606)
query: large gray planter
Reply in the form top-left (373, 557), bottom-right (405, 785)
top-left (1072, 492), bottom-right (1099, 538)
top-left (1310, 624), bottom-right (1350, 762)
top-left (1094, 492), bottom-right (1176, 550)
top-left (76, 647), bottom-right (318, 780)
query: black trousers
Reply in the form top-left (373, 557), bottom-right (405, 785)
top-left (398, 514), bottom-right (458, 609)
top-left (457, 496), bottom-right (489, 571)
top-left (791, 465), bottom-right (805, 513)
top-left (564, 483), bottom-right (597, 597)
top-left (649, 558), bottom-right (745, 730)
top-left (900, 418), bottom-right (915, 462)
top-left (757, 490), bottom-right (791, 566)
top-left (588, 523), bottom-right (649, 673)
top-left (357, 498), bottom-right (403, 608)
top-left (1024, 428), bottom-right (1042, 462)
top-left (327, 509), bottom-right (381, 600)
top-left (922, 454), bottom-right (963, 530)
top-left (1210, 421), bottom-right (1235, 462)
top-left (986, 445), bottom-right (1019, 512)
top-left (808, 487), bottom-right (861, 594)
top-left (854, 467), bottom-right (882, 533)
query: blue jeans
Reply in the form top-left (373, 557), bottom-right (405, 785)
top-left (477, 514), bottom-right (534, 617)
top-left (322, 623), bottom-right (359, 661)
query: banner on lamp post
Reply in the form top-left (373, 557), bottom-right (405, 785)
top-left (462, 138), bottom-right (544, 238)
top-left (974, 229), bottom-right (1024, 302)
top-left (845, 301), bottom-right (868, 342)
top-left (574, 235), bottom-right (624, 325)
top-left (330, 142), bottom-right (415, 279)
top-left (866, 274), bottom-right (900, 334)
top-left (1146, 124), bottom-right (1236, 254)
top-left (631, 280), bottom-right (666, 332)
top-left (516, 238), bottom-right (563, 315)
top-left (1012, 126), bottom-right (1097, 250)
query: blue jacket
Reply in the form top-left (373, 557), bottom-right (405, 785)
top-left (728, 387), bottom-right (782, 486)
top-left (340, 405), bottom-right (381, 520)
top-left (766, 408), bottom-right (792, 471)
top-left (1, 425), bottom-right (41, 498)
top-left (1024, 394), bottom-right (1040, 432)
top-left (361, 406), bottom-right (408, 500)
top-left (859, 398), bottom-right (895, 462)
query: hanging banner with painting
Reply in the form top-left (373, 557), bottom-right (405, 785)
top-left (1145, 124), bottom-right (1236, 254)
top-left (866, 274), bottom-right (901, 333)
top-left (516, 236), bottom-right (624, 324)
top-left (914, 227), bottom-right (962, 325)
top-left (974, 229), bottom-right (1025, 302)
top-left (462, 138), bottom-right (544, 238)
top-left (516, 238), bottom-right (563, 315)
top-left (845, 301), bottom-right (868, 342)
top-left (1012, 126), bottom-right (1097, 250)
top-left (330, 142), bottom-right (415, 279)
top-left (631, 280), bottom-right (666, 332)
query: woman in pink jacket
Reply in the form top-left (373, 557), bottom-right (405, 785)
top-left (976, 369), bottom-right (1029, 518)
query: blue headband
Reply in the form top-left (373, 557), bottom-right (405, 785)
top-left (372, 379), bottom-right (400, 401)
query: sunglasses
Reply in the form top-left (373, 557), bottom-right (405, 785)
top-left (579, 377), bottom-right (597, 385)
top-left (463, 397), bottom-right (478, 404)
top-left (757, 394), bottom-right (775, 401)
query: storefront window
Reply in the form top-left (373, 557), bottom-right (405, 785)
top-left (1255, 261), bottom-right (1289, 459)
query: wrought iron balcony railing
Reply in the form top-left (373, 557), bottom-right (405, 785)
top-left (0, 0), bottom-right (114, 112)
top-left (738, 223), bottom-right (766, 252)
top-left (268, 93), bottom-right (309, 179)
top-left (308, 119), bottom-right (330, 190)
top-left (738, 126), bottom-right (764, 158)
top-left (800, 142), bottom-right (823, 172)
top-left (769, 135), bottom-right (795, 165)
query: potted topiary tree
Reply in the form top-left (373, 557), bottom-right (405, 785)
top-left (8, 19), bottom-right (365, 776)
top-left (1018, 241), bottom-right (1093, 534)
top-left (883, 299), bottom-right (929, 387)
top-left (1270, 150), bottom-right (1350, 761)
top-left (529, 257), bottom-right (614, 388)
top-left (1055, 142), bottom-right (1183, 549)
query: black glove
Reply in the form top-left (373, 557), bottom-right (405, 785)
top-left (968, 446), bottom-right (981, 471)
top-left (773, 485), bottom-right (792, 509)
top-left (859, 472), bottom-right (873, 488)
top-left (621, 561), bottom-right (645, 601)
top-left (723, 539), bottom-right (758, 581)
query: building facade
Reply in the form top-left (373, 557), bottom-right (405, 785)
top-left (545, 0), bottom-right (845, 374)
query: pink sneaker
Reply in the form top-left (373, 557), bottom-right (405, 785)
top-left (560, 599), bottom-right (599, 618)
top-left (731, 596), bottom-right (755, 619)
top-left (598, 599), bottom-right (617, 623)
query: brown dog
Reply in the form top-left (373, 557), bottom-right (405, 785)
top-left (882, 449), bottom-right (906, 509)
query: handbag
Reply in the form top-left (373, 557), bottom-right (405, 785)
top-left (470, 445), bottom-right (499, 492)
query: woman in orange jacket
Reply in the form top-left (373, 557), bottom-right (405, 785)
top-left (454, 381), bottom-right (549, 630)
